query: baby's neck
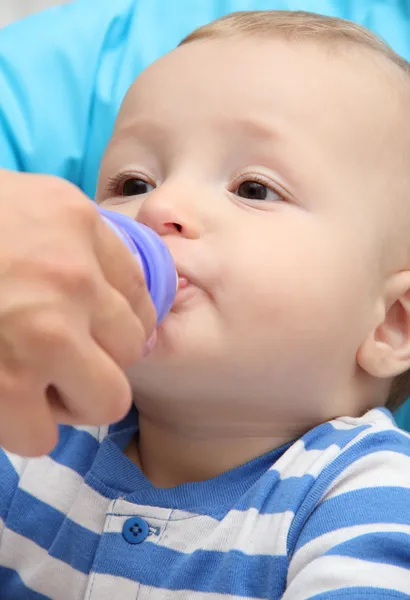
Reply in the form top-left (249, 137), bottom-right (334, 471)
top-left (125, 412), bottom-right (298, 488)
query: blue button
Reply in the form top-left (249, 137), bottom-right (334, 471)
top-left (122, 517), bottom-right (149, 544)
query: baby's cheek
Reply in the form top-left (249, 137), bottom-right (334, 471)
top-left (231, 256), bottom-right (353, 352)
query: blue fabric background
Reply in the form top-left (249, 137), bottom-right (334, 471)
top-left (1, 0), bottom-right (410, 428)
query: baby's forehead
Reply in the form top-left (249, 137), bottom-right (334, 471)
top-left (116, 38), bottom-right (401, 158)
top-left (121, 36), bottom-right (401, 120)
top-left (113, 37), bottom-right (410, 192)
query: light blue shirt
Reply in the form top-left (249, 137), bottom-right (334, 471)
top-left (1, 0), bottom-right (410, 199)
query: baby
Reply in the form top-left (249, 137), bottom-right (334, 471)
top-left (1, 10), bottom-right (410, 599)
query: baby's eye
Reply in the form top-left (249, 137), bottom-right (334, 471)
top-left (121, 178), bottom-right (155, 196)
top-left (234, 179), bottom-right (283, 202)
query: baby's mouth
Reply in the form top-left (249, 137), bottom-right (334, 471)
top-left (177, 276), bottom-right (189, 290)
top-left (172, 272), bottom-right (198, 309)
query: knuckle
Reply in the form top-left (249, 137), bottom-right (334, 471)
top-left (27, 311), bottom-right (73, 349)
top-left (38, 174), bottom-right (71, 197)
top-left (97, 292), bottom-right (129, 330)
top-left (60, 264), bottom-right (95, 296)
top-left (40, 259), bottom-right (97, 297)
top-left (85, 378), bottom-right (132, 426)
top-left (0, 370), bottom-right (23, 398)
top-left (67, 195), bottom-right (97, 226)
top-left (110, 292), bottom-right (130, 316)
top-left (41, 176), bottom-right (97, 225)
top-left (104, 382), bottom-right (132, 424)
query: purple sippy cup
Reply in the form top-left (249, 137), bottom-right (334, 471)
top-left (98, 207), bottom-right (177, 324)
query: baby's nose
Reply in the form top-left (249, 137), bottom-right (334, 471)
top-left (137, 186), bottom-right (202, 239)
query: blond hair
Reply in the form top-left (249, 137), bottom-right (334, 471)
top-left (180, 10), bottom-right (409, 74)
top-left (180, 10), bottom-right (410, 412)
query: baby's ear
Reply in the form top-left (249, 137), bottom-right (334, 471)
top-left (357, 271), bottom-right (410, 378)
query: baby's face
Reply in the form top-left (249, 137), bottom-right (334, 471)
top-left (96, 37), bottom-right (402, 429)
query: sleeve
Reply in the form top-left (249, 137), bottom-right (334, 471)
top-left (283, 428), bottom-right (410, 599)
top-left (0, 0), bottom-right (146, 198)
top-left (0, 0), bottom-right (230, 198)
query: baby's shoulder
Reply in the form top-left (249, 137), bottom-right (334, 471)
top-left (272, 407), bottom-right (410, 496)
top-left (307, 406), bottom-right (408, 447)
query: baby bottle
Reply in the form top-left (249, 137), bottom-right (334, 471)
top-left (98, 207), bottom-right (177, 324)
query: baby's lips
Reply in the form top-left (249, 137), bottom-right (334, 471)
top-left (143, 330), bottom-right (157, 356)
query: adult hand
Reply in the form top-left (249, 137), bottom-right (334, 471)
top-left (0, 170), bottom-right (156, 456)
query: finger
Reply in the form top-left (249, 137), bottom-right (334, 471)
top-left (93, 218), bottom-right (157, 335)
top-left (0, 379), bottom-right (58, 457)
top-left (45, 333), bottom-right (133, 426)
top-left (91, 285), bottom-right (149, 369)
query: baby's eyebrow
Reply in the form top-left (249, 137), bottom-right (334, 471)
top-left (228, 116), bottom-right (284, 143)
top-left (228, 117), bottom-right (305, 190)
top-left (116, 114), bottom-right (283, 145)
top-left (114, 117), bottom-right (169, 144)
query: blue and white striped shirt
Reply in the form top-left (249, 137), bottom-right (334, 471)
top-left (0, 407), bottom-right (410, 599)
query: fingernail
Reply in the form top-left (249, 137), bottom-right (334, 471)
top-left (143, 331), bottom-right (157, 356)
